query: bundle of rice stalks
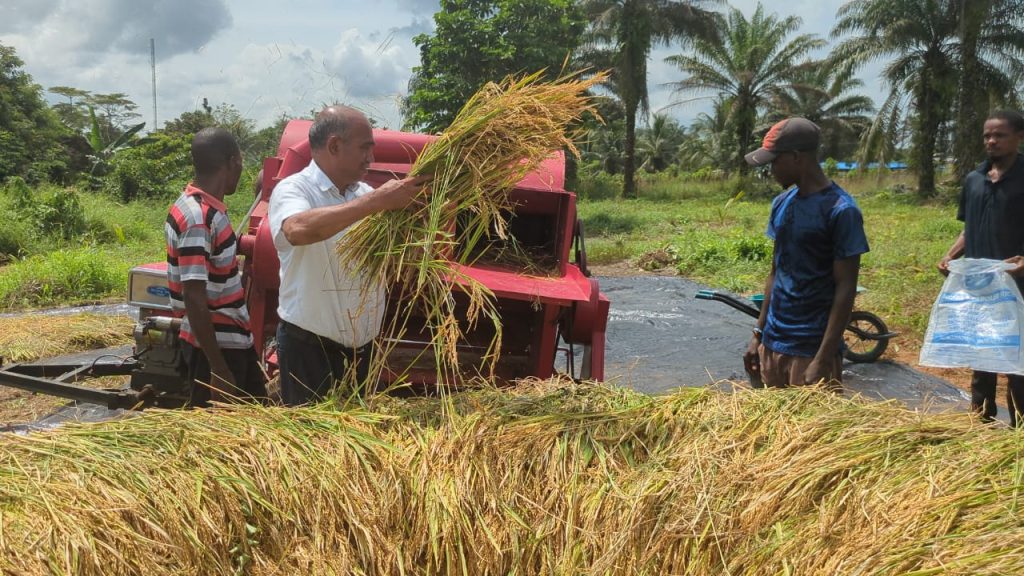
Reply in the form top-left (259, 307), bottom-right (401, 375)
top-left (3, 383), bottom-right (1024, 575)
top-left (337, 71), bottom-right (605, 386)
top-left (0, 312), bottom-right (133, 363)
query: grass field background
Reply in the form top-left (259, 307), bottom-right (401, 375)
top-left (579, 171), bottom-right (959, 349)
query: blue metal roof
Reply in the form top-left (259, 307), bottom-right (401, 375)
top-left (823, 161), bottom-right (908, 171)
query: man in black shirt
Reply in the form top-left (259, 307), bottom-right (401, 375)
top-left (938, 109), bottom-right (1024, 426)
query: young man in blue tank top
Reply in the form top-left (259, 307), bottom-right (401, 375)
top-left (742, 118), bottom-right (870, 388)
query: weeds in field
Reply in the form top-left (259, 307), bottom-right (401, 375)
top-left (0, 248), bottom-right (127, 309)
top-left (578, 171), bottom-right (958, 345)
top-left (0, 164), bottom-right (262, 311)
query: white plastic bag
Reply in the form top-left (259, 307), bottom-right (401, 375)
top-left (920, 258), bottom-right (1024, 375)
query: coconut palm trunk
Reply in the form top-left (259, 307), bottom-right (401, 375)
top-left (734, 92), bottom-right (758, 171)
top-left (912, 50), bottom-right (951, 198)
top-left (914, 111), bottom-right (939, 197)
top-left (623, 101), bottom-right (638, 197)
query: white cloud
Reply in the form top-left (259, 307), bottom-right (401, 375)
top-left (2, 0), bottom-right (231, 60)
top-left (325, 29), bottom-right (414, 99)
top-left (0, 0), bottom-right (894, 136)
top-left (0, 0), bottom-right (60, 34)
top-left (393, 0), bottom-right (440, 16)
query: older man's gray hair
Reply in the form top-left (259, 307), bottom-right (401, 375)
top-left (308, 106), bottom-right (365, 150)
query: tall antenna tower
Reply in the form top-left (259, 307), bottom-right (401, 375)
top-left (150, 38), bottom-right (157, 130)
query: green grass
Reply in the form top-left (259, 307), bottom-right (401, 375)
top-left (0, 167), bottom-right (261, 311)
top-left (578, 172), bottom-right (959, 343)
top-left (0, 248), bottom-right (127, 309)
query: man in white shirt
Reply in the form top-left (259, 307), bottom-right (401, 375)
top-left (269, 105), bottom-right (428, 405)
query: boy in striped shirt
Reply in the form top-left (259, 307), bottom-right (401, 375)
top-left (165, 127), bottom-right (266, 406)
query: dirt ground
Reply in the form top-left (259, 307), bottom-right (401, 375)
top-left (0, 387), bottom-right (71, 425)
top-left (589, 261), bottom-right (673, 278)
top-left (0, 376), bottom-right (128, 427)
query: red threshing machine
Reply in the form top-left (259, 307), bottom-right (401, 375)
top-left (0, 122), bottom-right (610, 410)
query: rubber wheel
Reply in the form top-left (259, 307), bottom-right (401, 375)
top-left (843, 310), bottom-right (889, 363)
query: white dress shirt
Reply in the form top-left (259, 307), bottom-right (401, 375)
top-left (268, 160), bottom-right (384, 347)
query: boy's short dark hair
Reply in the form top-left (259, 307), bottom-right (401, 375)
top-left (192, 127), bottom-right (240, 177)
top-left (987, 109), bottom-right (1024, 132)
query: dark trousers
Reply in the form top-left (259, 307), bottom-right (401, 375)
top-left (971, 370), bottom-right (1024, 427)
top-left (181, 342), bottom-right (268, 407)
top-left (276, 320), bottom-right (373, 406)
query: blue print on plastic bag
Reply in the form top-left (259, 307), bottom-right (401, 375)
top-left (930, 332), bottom-right (1020, 348)
top-left (938, 288), bottom-right (1019, 306)
top-left (964, 271), bottom-right (995, 291)
top-left (920, 258), bottom-right (1024, 374)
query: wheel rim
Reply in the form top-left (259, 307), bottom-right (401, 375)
top-left (844, 313), bottom-right (886, 361)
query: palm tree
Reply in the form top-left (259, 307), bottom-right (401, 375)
top-left (952, 0), bottom-right (1024, 182)
top-left (832, 0), bottom-right (1024, 196)
top-left (665, 3), bottom-right (825, 171)
top-left (637, 113), bottom-right (684, 171)
top-left (677, 95), bottom-right (735, 171)
top-left (583, 120), bottom-right (627, 174)
top-left (579, 0), bottom-right (720, 197)
top-left (767, 60), bottom-right (875, 160)
top-left (833, 0), bottom-right (958, 197)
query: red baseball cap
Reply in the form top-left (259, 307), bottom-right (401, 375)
top-left (744, 117), bottom-right (821, 166)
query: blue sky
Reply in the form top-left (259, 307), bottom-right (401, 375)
top-left (1, 0), bottom-right (888, 132)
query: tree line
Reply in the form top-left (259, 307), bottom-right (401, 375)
top-left (0, 39), bottom-right (286, 201)
top-left (403, 0), bottom-right (1024, 199)
top-left (3, 0), bottom-right (1024, 201)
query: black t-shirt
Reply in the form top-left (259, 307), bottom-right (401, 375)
top-left (958, 155), bottom-right (1024, 261)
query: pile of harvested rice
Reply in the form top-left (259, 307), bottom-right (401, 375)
top-left (2, 381), bottom-right (1022, 575)
top-left (0, 313), bottom-right (133, 363)
top-left (338, 72), bottom-right (604, 385)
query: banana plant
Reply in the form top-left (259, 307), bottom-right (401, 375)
top-left (86, 106), bottom-right (146, 176)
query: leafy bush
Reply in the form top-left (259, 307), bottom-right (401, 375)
top-left (2, 177), bottom-right (86, 241)
top-left (684, 166), bottom-right (726, 182)
top-left (83, 216), bottom-right (127, 244)
top-left (675, 232), bottom-right (773, 291)
top-left (0, 247), bottom-right (124, 309)
top-left (728, 173), bottom-right (778, 200)
top-left (731, 235), bottom-right (772, 262)
top-left (823, 157), bottom-right (839, 178)
top-left (77, 192), bottom-right (165, 245)
top-left (37, 186), bottom-right (87, 239)
top-left (685, 240), bottom-right (730, 268)
top-left (575, 165), bottom-right (621, 200)
top-left (103, 133), bottom-right (191, 201)
top-left (3, 175), bottom-right (33, 209)
top-left (0, 219), bottom-right (32, 262)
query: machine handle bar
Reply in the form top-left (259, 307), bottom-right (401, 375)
top-left (695, 289), bottom-right (898, 342)
top-left (694, 289), bottom-right (760, 318)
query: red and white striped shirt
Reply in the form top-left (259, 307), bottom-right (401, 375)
top-left (165, 183), bottom-right (253, 349)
